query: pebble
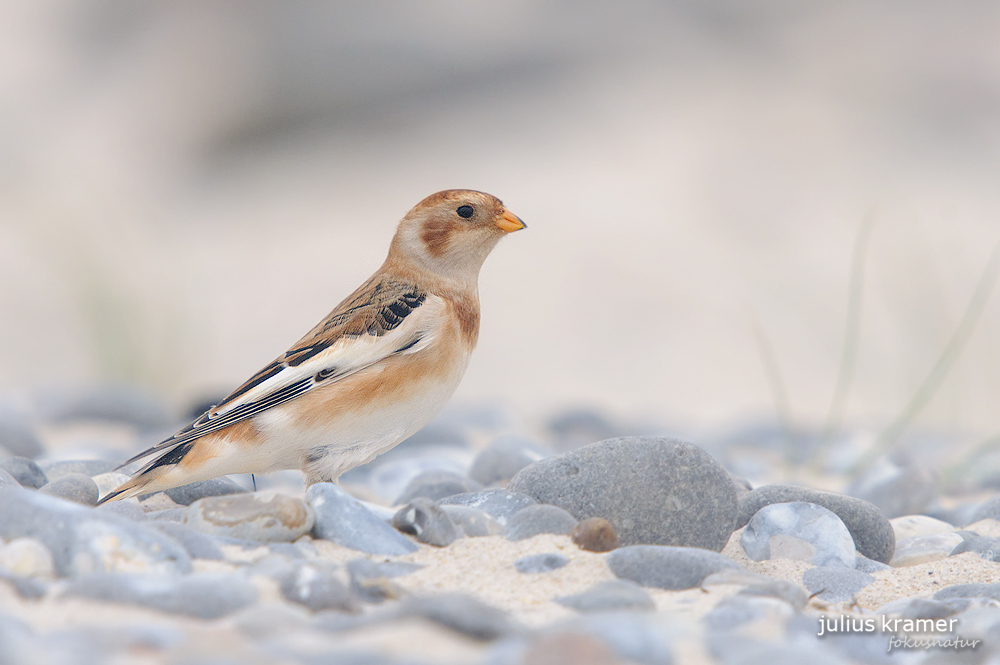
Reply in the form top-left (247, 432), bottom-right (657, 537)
top-left (440, 505), bottom-right (502, 537)
top-left (162, 477), bottom-right (248, 506)
top-left (801, 566), bottom-right (875, 603)
top-left (184, 492), bottom-right (315, 543)
top-left (853, 554), bottom-right (892, 573)
top-left (306, 482), bottom-right (417, 555)
top-left (970, 495), bottom-right (1000, 524)
top-left (876, 597), bottom-right (968, 619)
top-left (469, 435), bottom-right (553, 486)
top-left (0, 468), bottom-right (19, 489)
top-left (0, 457), bottom-right (47, 489)
top-left (147, 521), bottom-right (225, 560)
top-left (96, 500), bottom-right (147, 521)
top-left (845, 455), bottom-right (938, 519)
top-left (362, 457), bottom-right (470, 506)
top-left (145, 508), bottom-right (186, 522)
top-left (889, 532), bottom-right (965, 567)
top-left (736, 484), bottom-right (895, 563)
top-left (509, 437), bottom-right (737, 551)
top-left (703, 594), bottom-right (796, 631)
top-left (439, 489), bottom-right (537, 526)
top-left (514, 553), bottom-right (569, 574)
top-left (394, 469), bottom-right (482, 505)
top-left (399, 593), bottom-right (520, 641)
top-left (38, 473), bottom-right (101, 506)
top-left (555, 580), bottom-right (655, 613)
top-left (391, 497), bottom-right (458, 547)
top-left (0, 406), bottom-right (44, 459)
top-left (949, 534), bottom-right (1000, 562)
top-left (607, 545), bottom-right (744, 590)
top-left (0, 571), bottom-right (47, 600)
top-left (740, 502), bottom-right (857, 568)
top-left (0, 537), bottom-right (55, 579)
top-left (0, 487), bottom-right (191, 577)
top-left (347, 558), bottom-right (422, 603)
top-left (278, 561), bottom-right (360, 613)
top-left (62, 571), bottom-right (257, 619)
top-left (39, 460), bottom-right (116, 482)
top-left (889, 514), bottom-right (955, 541)
top-left (736, 579), bottom-right (808, 610)
top-left (570, 517), bottom-right (620, 552)
top-left (502, 504), bottom-right (578, 541)
top-left (933, 584), bottom-right (1000, 602)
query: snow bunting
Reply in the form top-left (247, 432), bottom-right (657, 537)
top-left (99, 190), bottom-right (525, 503)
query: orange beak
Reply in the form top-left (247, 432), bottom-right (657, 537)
top-left (495, 209), bottom-right (527, 233)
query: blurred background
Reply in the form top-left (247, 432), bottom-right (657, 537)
top-left (2, 0), bottom-right (999, 451)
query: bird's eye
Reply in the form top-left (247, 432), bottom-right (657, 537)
top-left (456, 205), bottom-right (474, 219)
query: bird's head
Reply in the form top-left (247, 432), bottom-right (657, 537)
top-left (388, 189), bottom-right (525, 287)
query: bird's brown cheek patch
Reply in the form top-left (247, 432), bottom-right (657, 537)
top-left (420, 218), bottom-right (460, 257)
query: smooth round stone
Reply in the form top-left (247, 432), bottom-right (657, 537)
top-left (514, 553), bottom-right (569, 574)
top-left (737, 485), bottom-right (895, 563)
top-left (0, 407), bottom-right (44, 459)
top-left (0, 458), bottom-right (47, 489)
top-left (890, 532), bottom-right (965, 567)
top-left (509, 437), bottom-right (737, 551)
top-left (703, 594), bottom-right (795, 631)
top-left (438, 489), bottom-right (536, 526)
top-left (307, 483), bottom-right (417, 555)
top-left (736, 579), bottom-right (808, 610)
top-left (607, 545), bottom-right (744, 590)
top-left (96, 500), bottom-right (147, 522)
top-left (347, 558), bottom-right (423, 603)
top-left (0, 468), bottom-right (19, 489)
top-left (38, 460), bottom-right (116, 482)
top-left (399, 593), bottom-right (520, 641)
top-left (0, 537), bottom-right (55, 579)
top-left (278, 561), bottom-right (359, 613)
top-left (0, 487), bottom-right (191, 577)
top-left (439, 505), bottom-right (502, 537)
top-left (62, 571), bottom-right (257, 619)
top-left (802, 566), bottom-right (875, 603)
top-left (393, 469), bottom-right (482, 505)
top-left (555, 579), bottom-right (654, 613)
top-left (950, 534), bottom-right (1000, 562)
top-left (845, 456), bottom-right (938, 519)
top-left (570, 517), bottom-right (620, 553)
top-left (162, 477), bottom-right (248, 506)
top-left (890, 515), bottom-right (955, 542)
top-left (391, 498), bottom-right (458, 547)
top-left (468, 435), bottom-right (553, 486)
top-left (184, 492), bottom-right (314, 543)
top-left (361, 458), bottom-right (469, 505)
top-left (970, 495), bottom-right (1000, 524)
top-left (502, 504), bottom-right (578, 541)
top-left (148, 521), bottom-right (224, 561)
top-left (37, 473), bottom-right (100, 506)
top-left (741, 502), bottom-right (856, 568)
top-left (934, 584), bottom-right (1000, 602)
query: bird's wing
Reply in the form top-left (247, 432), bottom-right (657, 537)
top-left (120, 275), bottom-right (445, 474)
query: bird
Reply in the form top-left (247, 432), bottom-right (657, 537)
top-left (98, 189), bottom-right (525, 504)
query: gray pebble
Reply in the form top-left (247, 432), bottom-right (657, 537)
top-left (38, 473), bottom-right (100, 506)
top-left (391, 498), bottom-right (458, 547)
top-left (555, 579), bottom-right (654, 613)
top-left (0, 487), bottom-right (191, 577)
top-left (0, 570), bottom-right (47, 599)
top-left (307, 483), bottom-right (417, 555)
top-left (38, 460), bottom-right (116, 482)
top-left (361, 458), bottom-right (469, 506)
top-left (162, 477), bottom-right (248, 506)
top-left (278, 561), bottom-right (359, 613)
top-left (970, 495), bottom-right (1000, 524)
top-left (147, 521), bottom-right (225, 560)
top-left (737, 484), bottom-right (895, 563)
top-left (0, 458), bottom-right (47, 489)
top-left (469, 435), bottom-right (552, 486)
top-left (62, 571), bottom-right (257, 619)
top-left (607, 545), bottom-right (744, 590)
top-left (950, 534), bottom-right (1000, 562)
top-left (439, 489), bottom-right (536, 526)
top-left (502, 504), bottom-right (578, 541)
top-left (394, 469), bottom-right (482, 505)
top-left (737, 579), bottom-right (808, 610)
top-left (440, 505), bottom-right (502, 537)
top-left (184, 492), bottom-right (315, 543)
top-left (347, 558), bottom-right (422, 603)
top-left (890, 532), bottom-right (964, 567)
top-left (703, 594), bottom-right (795, 632)
top-left (845, 455), bottom-right (938, 519)
top-left (400, 593), bottom-right (520, 641)
top-left (854, 554), bottom-right (892, 573)
top-left (0, 468), bottom-right (19, 489)
top-left (509, 436), bottom-right (737, 551)
top-left (145, 508), bottom-right (187, 522)
top-left (514, 553), bottom-right (569, 574)
top-left (95, 500), bottom-right (148, 521)
top-left (933, 583), bottom-right (1000, 602)
top-left (802, 566), bottom-right (875, 603)
top-left (0, 407), bottom-right (44, 459)
top-left (741, 502), bottom-right (856, 568)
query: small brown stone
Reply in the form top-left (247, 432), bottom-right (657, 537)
top-left (570, 517), bottom-right (619, 552)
